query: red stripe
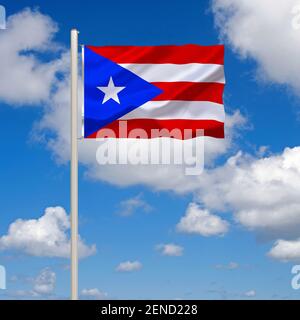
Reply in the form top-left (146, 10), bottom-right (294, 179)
top-left (152, 82), bottom-right (224, 104)
top-left (87, 44), bottom-right (224, 65)
top-left (87, 119), bottom-right (224, 140)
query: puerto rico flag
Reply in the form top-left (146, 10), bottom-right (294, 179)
top-left (82, 44), bottom-right (225, 139)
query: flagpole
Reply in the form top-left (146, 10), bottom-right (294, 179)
top-left (70, 28), bottom-right (79, 300)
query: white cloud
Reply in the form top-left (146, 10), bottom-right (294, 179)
top-left (0, 206), bottom-right (96, 258)
top-left (0, 8), bottom-right (67, 105)
top-left (156, 243), bottom-right (184, 256)
top-left (215, 262), bottom-right (239, 270)
top-left (116, 260), bottom-right (142, 272)
top-left (212, 0), bottom-right (300, 93)
top-left (194, 147), bottom-right (300, 261)
top-left (118, 193), bottom-right (152, 216)
top-left (176, 203), bottom-right (229, 236)
top-left (244, 290), bottom-right (256, 298)
top-left (268, 238), bottom-right (300, 262)
top-left (12, 290), bottom-right (40, 298)
top-left (80, 288), bottom-right (108, 300)
top-left (197, 147), bottom-right (300, 235)
top-left (9, 267), bottom-right (56, 299)
top-left (33, 268), bottom-right (56, 295)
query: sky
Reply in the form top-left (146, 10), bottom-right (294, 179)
top-left (0, 0), bottom-right (300, 300)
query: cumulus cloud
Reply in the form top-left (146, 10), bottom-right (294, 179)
top-left (116, 261), bottom-right (142, 272)
top-left (80, 288), bottom-right (108, 300)
top-left (33, 268), bottom-right (56, 295)
top-left (156, 243), bottom-right (184, 256)
top-left (194, 147), bottom-right (300, 260)
top-left (0, 8), bottom-right (67, 105)
top-left (8, 268), bottom-right (56, 299)
top-left (268, 238), bottom-right (300, 262)
top-left (118, 193), bottom-right (152, 216)
top-left (197, 147), bottom-right (300, 236)
top-left (0, 206), bottom-right (96, 258)
top-left (176, 203), bottom-right (229, 236)
top-left (212, 0), bottom-right (300, 93)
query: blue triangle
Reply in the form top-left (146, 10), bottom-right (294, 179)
top-left (84, 47), bottom-right (162, 137)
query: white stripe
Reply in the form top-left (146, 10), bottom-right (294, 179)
top-left (121, 101), bottom-right (225, 122)
top-left (119, 63), bottom-right (225, 83)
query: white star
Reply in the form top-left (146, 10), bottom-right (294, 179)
top-left (97, 77), bottom-right (125, 104)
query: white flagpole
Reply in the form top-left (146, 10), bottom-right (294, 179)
top-left (70, 28), bottom-right (79, 300)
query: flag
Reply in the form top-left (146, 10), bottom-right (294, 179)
top-left (83, 44), bottom-right (225, 139)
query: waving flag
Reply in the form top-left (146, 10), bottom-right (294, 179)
top-left (83, 44), bottom-right (225, 139)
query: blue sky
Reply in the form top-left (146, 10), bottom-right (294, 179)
top-left (0, 0), bottom-right (300, 300)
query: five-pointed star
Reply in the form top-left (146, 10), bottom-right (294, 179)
top-left (97, 77), bottom-right (125, 104)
